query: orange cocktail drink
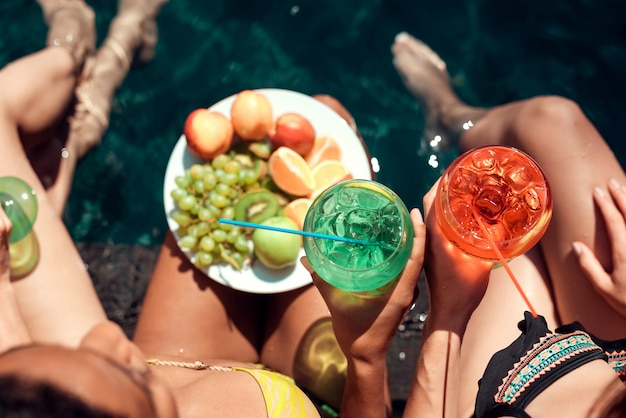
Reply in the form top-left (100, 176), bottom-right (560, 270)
top-left (436, 146), bottom-right (552, 260)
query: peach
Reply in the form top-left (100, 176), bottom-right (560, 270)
top-left (184, 109), bottom-right (233, 160)
top-left (230, 90), bottom-right (273, 140)
top-left (269, 112), bottom-right (316, 156)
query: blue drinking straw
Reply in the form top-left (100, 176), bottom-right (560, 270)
top-left (218, 218), bottom-right (376, 246)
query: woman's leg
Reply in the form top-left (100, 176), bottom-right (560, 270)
top-left (9, 0), bottom-right (95, 215)
top-left (0, 47), bottom-right (108, 346)
top-left (0, 0), bottom-right (168, 346)
top-left (392, 31), bottom-right (626, 338)
top-left (30, 0), bottom-right (168, 213)
top-left (132, 232), bottom-right (264, 363)
top-left (392, 31), bottom-right (626, 415)
top-left (261, 285), bottom-right (345, 409)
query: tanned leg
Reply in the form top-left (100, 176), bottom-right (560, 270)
top-left (391, 31), bottom-right (626, 416)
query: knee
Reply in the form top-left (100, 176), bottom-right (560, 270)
top-left (515, 95), bottom-right (585, 130)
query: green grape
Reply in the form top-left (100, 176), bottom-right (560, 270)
top-left (226, 228), bottom-right (241, 243)
top-left (203, 173), bottom-right (218, 190)
top-left (214, 169), bottom-right (226, 181)
top-left (195, 251), bottom-right (214, 267)
top-left (189, 201), bottom-right (201, 215)
top-left (180, 235), bottom-right (197, 249)
top-left (228, 188), bottom-right (240, 200)
top-left (175, 175), bottom-right (191, 188)
top-left (171, 150), bottom-right (270, 269)
top-left (218, 220), bottom-right (233, 232)
top-left (224, 160), bottom-right (242, 174)
top-left (178, 195), bottom-right (196, 211)
top-left (234, 235), bottom-right (250, 253)
top-left (186, 224), bottom-right (200, 238)
top-left (210, 194), bottom-right (228, 209)
top-left (205, 204), bottom-right (220, 217)
top-left (221, 206), bottom-right (235, 220)
top-left (231, 252), bottom-right (245, 268)
top-left (198, 207), bottom-right (213, 221)
top-left (239, 169), bottom-right (258, 185)
top-left (193, 180), bottom-right (205, 194)
top-left (189, 164), bottom-right (206, 180)
top-left (171, 188), bottom-right (187, 201)
top-left (212, 154), bottom-right (229, 169)
top-left (172, 211), bottom-right (192, 227)
top-left (195, 221), bottom-right (210, 237)
top-left (221, 172), bottom-right (238, 186)
top-left (215, 183), bottom-right (231, 196)
top-left (200, 235), bottom-right (216, 252)
top-left (212, 229), bottom-right (227, 243)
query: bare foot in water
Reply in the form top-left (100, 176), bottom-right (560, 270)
top-left (391, 32), bottom-right (485, 147)
top-left (66, 0), bottom-right (168, 159)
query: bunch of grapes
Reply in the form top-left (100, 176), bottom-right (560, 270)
top-left (170, 152), bottom-right (264, 270)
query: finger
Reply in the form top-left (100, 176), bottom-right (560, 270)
top-left (395, 208), bottom-right (425, 294)
top-left (422, 178), bottom-right (440, 218)
top-left (573, 241), bottom-right (613, 292)
top-left (300, 256), bottom-right (335, 301)
top-left (573, 241), bottom-right (626, 316)
top-left (593, 186), bottom-right (626, 258)
top-left (608, 179), bottom-right (626, 217)
top-left (0, 207), bottom-right (11, 245)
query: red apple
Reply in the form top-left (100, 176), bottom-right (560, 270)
top-left (268, 112), bottom-right (316, 156)
top-left (184, 109), bottom-right (233, 160)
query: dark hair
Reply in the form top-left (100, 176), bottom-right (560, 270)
top-left (0, 374), bottom-right (121, 418)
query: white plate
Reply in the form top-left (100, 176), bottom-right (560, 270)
top-left (163, 88), bottom-right (373, 294)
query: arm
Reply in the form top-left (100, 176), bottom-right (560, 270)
top-left (303, 208), bottom-right (426, 418)
top-left (403, 181), bottom-right (492, 417)
top-left (0, 209), bottom-right (32, 353)
top-left (573, 179), bottom-right (626, 317)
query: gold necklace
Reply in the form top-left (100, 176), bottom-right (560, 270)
top-left (147, 358), bottom-right (233, 372)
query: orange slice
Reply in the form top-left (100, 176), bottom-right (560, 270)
top-left (268, 147), bottom-right (316, 196)
top-left (309, 160), bottom-right (353, 200)
top-left (284, 197), bottom-right (312, 230)
top-left (304, 135), bottom-right (342, 168)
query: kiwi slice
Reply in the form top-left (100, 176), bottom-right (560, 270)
top-left (235, 190), bottom-right (280, 224)
top-left (247, 141), bottom-right (272, 160)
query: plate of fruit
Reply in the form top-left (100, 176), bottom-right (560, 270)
top-left (163, 88), bottom-right (373, 293)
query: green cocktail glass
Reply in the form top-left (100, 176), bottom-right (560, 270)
top-left (302, 179), bottom-right (413, 295)
top-left (0, 176), bottom-right (39, 277)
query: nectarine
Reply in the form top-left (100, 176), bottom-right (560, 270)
top-left (269, 112), bottom-right (316, 156)
top-left (184, 109), bottom-right (233, 160)
top-left (230, 90), bottom-right (273, 140)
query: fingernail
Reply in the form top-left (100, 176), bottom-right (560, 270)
top-left (572, 242), bottom-right (583, 257)
top-left (594, 187), bottom-right (605, 198)
top-left (609, 178), bottom-right (620, 190)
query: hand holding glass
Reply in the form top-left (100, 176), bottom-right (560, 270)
top-left (435, 145), bottom-right (552, 315)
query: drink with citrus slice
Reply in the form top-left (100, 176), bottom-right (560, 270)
top-left (303, 179), bottom-right (413, 295)
top-left (436, 145), bottom-right (552, 260)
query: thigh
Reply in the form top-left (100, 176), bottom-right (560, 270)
top-left (0, 119), bottom-right (106, 346)
top-left (260, 282), bottom-right (331, 377)
top-left (463, 96), bottom-right (626, 339)
top-left (458, 248), bottom-right (558, 417)
top-left (133, 232), bottom-right (264, 362)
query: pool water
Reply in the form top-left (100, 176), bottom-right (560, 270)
top-left (1, 0), bottom-right (625, 247)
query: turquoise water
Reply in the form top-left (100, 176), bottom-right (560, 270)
top-left (1, 0), bottom-right (625, 246)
